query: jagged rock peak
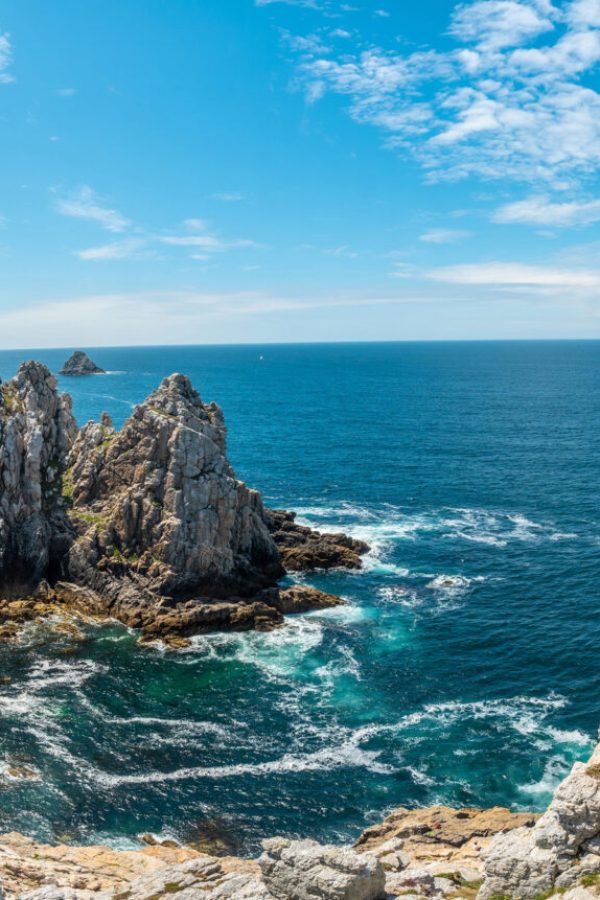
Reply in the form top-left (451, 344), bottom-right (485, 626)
top-left (59, 351), bottom-right (105, 376)
top-left (0, 362), bottom-right (77, 594)
top-left (66, 371), bottom-right (283, 605)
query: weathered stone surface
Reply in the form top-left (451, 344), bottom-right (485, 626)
top-left (273, 585), bottom-right (343, 614)
top-left (478, 739), bottom-right (600, 900)
top-left (65, 373), bottom-right (284, 607)
top-left (259, 837), bottom-right (385, 900)
top-left (0, 363), bottom-right (366, 641)
top-left (0, 362), bottom-right (76, 595)
top-left (266, 509), bottom-right (369, 571)
top-left (356, 805), bottom-right (536, 874)
top-left (59, 353), bottom-right (105, 377)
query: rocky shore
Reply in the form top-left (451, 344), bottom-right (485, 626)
top-left (0, 361), bottom-right (367, 645)
top-left (2, 731), bottom-right (599, 899)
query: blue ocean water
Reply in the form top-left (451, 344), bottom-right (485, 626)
top-left (0, 341), bottom-right (598, 852)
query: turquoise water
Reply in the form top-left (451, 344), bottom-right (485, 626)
top-left (0, 342), bottom-right (598, 852)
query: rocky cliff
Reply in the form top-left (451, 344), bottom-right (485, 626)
top-left (1, 736), bottom-right (599, 899)
top-left (0, 362), bottom-right (76, 596)
top-left (0, 362), bottom-right (367, 642)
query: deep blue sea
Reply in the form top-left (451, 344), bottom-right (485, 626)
top-left (0, 342), bottom-right (598, 852)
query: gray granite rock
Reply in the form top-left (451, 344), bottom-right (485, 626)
top-left (0, 362), bottom-right (76, 593)
top-left (65, 372), bottom-right (284, 610)
top-left (478, 739), bottom-right (600, 899)
top-left (259, 837), bottom-right (386, 900)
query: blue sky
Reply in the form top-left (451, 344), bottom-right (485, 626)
top-left (1, 0), bottom-right (600, 346)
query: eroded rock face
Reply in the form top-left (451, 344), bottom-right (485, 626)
top-left (59, 352), bottom-right (105, 376)
top-left (66, 373), bottom-right (284, 607)
top-left (478, 738), bottom-right (600, 900)
top-left (0, 362), bottom-right (76, 595)
top-left (259, 838), bottom-right (386, 900)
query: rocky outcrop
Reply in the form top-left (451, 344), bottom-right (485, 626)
top-left (0, 362), bottom-right (363, 642)
top-left (59, 353), bottom-right (105, 376)
top-left (478, 735), bottom-right (600, 900)
top-left (0, 362), bottom-right (76, 596)
top-left (65, 373), bottom-right (284, 610)
top-left (259, 837), bottom-right (385, 900)
top-left (0, 801), bottom-right (534, 900)
top-left (267, 509), bottom-right (369, 571)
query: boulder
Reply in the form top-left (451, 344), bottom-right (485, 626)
top-left (259, 837), bottom-right (386, 900)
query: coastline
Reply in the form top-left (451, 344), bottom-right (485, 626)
top-left (2, 733), bottom-right (600, 898)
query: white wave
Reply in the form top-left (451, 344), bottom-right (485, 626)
top-left (294, 502), bottom-right (576, 567)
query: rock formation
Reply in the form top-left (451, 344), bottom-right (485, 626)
top-left (59, 352), bottom-right (105, 376)
top-left (0, 801), bottom-right (536, 899)
top-left (0, 362), bottom-right (76, 596)
top-left (478, 734), bottom-right (600, 900)
top-left (0, 362), bottom-right (366, 642)
top-left (267, 509), bottom-right (369, 571)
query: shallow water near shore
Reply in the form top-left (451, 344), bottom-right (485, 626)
top-left (0, 341), bottom-right (598, 853)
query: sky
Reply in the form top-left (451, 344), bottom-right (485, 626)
top-left (1, 0), bottom-right (600, 346)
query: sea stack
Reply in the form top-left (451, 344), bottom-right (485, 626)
top-left (0, 361), bottom-right (368, 642)
top-left (59, 351), bottom-right (105, 376)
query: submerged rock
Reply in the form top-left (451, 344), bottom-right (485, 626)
top-left (59, 352), bottom-right (105, 376)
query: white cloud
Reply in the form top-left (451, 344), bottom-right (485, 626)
top-left (57, 87), bottom-right (77, 97)
top-left (0, 32), bottom-right (13, 83)
top-left (419, 228), bottom-right (471, 243)
top-left (286, 0), bottom-right (600, 186)
top-left (428, 261), bottom-right (600, 286)
top-left (256, 0), bottom-right (321, 6)
top-left (450, 1), bottom-right (555, 51)
top-left (494, 194), bottom-right (600, 225)
top-left (158, 219), bottom-right (260, 255)
top-left (55, 186), bottom-right (131, 232)
top-left (0, 289), bottom-right (439, 349)
top-left (212, 191), bottom-right (246, 202)
top-left (76, 238), bottom-right (147, 261)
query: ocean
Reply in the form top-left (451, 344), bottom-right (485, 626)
top-left (0, 341), bottom-right (598, 852)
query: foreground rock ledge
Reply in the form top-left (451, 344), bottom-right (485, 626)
top-left (2, 733), bottom-right (600, 898)
top-left (0, 361), bottom-right (368, 643)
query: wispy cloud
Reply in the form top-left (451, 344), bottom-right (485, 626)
top-left (55, 186), bottom-right (131, 233)
top-left (0, 32), bottom-right (13, 84)
top-left (284, 0), bottom-right (600, 188)
top-left (256, 0), bottom-right (322, 7)
top-left (76, 238), bottom-right (148, 261)
top-left (494, 194), bottom-right (600, 226)
top-left (419, 228), bottom-right (471, 243)
top-left (158, 219), bottom-right (260, 255)
top-left (57, 87), bottom-right (77, 97)
top-left (428, 261), bottom-right (600, 287)
top-left (213, 191), bottom-right (246, 202)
